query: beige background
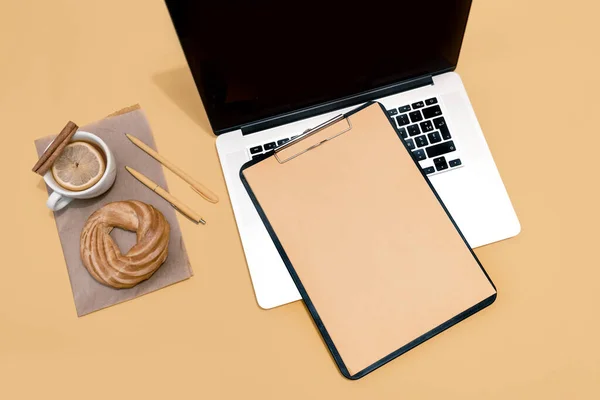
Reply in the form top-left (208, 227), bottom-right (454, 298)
top-left (0, 0), bottom-right (598, 398)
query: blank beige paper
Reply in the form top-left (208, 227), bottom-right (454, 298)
top-left (243, 103), bottom-right (496, 377)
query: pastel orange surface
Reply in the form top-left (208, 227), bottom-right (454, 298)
top-left (1, 0), bottom-right (598, 398)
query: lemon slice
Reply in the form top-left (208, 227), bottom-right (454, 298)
top-left (51, 141), bottom-right (106, 191)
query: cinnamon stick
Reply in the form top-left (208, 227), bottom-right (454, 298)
top-left (32, 121), bottom-right (78, 175)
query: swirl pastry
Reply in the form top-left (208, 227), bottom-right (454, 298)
top-left (80, 200), bottom-right (170, 289)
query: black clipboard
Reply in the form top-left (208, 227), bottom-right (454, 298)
top-left (240, 101), bottom-right (496, 379)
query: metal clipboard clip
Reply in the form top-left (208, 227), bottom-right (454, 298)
top-left (274, 114), bottom-right (353, 164)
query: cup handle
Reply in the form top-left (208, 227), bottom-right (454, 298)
top-left (47, 191), bottom-right (73, 211)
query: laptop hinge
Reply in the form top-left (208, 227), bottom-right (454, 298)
top-left (241, 75), bottom-right (434, 135)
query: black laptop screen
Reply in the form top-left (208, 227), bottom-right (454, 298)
top-left (166, 0), bottom-right (472, 134)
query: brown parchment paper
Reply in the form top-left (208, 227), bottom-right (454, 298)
top-left (35, 105), bottom-right (193, 316)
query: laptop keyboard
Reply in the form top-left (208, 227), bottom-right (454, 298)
top-left (248, 136), bottom-right (298, 157)
top-left (386, 97), bottom-right (462, 174)
top-left (247, 97), bottom-right (462, 176)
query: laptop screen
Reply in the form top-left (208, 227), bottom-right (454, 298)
top-left (166, 0), bottom-right (472, 134)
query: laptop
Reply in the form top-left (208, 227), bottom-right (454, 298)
top-left (166, 0), bottom-right (520, 309)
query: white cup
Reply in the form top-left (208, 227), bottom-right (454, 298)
top-left (44, 131), bottom-right (117, 211)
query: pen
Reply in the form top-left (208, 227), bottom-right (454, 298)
top-left (125, 133), bottom-right (219, 204)
top-left (125, 166), bottom-right (206, 225)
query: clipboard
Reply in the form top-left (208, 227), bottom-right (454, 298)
top-left (240, 101), bottom-right (497, 379)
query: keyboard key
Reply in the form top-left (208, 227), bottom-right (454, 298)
top-left (449, 159), bottom-right (462, 168)
top-left (399, 127), bottom-right (408, 139)
top-left (427, 131), bottom-right (442, 144)
top-left (412, 101), bottom-right (425, 109)
top-left (412, 149), bottom-right (426, 161)
top-left (439, 125), bottom-right (452, 140)
top-left (277, 138), bottom-right (290, 146)
top-left (409, 110), bottom-right (423, 123)
top-left (425, 97), bottom-right (438, 105)
top-left (291, 135), bottom-right (299, 140)
top-left (422, 105), bottom-right (442, 119)
top-left (405, 138), bottom-right (415, 150)
top-left (433, 156), bottom-right (449, 171)
top-left (252, 155), bottom-right (262, 160)
top-left (396, 114), bottom-right (410, 127)
top-left (407, 124), bottom-right (421, 136)
top-left (398, 105), bottom-right (411, 113)
top-left (424, 166), bottom-right (436, 175)
top-left (387, 108), bottom-right (398, 116)
top-left (420, 120), bottom-right (434, 132)
top-left (264, 142), bottom-right (276, 150)
top-left (415, 135), bottom-right (429, 148)
top-left (433, 117), bottom-right (446, 129)
top-left (426, 141), bottom-right (456, 158)
top-left (249, 146), bottom-right (262, 154)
